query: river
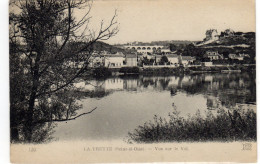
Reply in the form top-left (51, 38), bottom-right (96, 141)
top-left (53, 72), bottom-right (256, 141)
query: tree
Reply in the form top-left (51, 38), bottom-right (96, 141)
top-left (159, 56), bottom-right (168, 65)
top-left (223, 51), bottom-right (230, 59)
top-left (169, 44), bottom-right (177, 52)
top-left (9, 0), bottom-right (118, 142)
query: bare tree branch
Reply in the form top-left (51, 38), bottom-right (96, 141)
top-left (35, 107), bottom-right (97, 123)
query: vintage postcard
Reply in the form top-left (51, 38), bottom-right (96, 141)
top-left (9, 0), bottom-right (256, 163)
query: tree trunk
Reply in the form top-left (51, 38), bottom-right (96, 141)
top-left (26, 50), bottom-right (41, 142)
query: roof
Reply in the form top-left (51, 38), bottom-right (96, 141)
top-left (182, 56), bottom-right (195, 60)
top-left (126, 54), bottom-right (137, 58)
top-left (166, 54), bottom-right (178, 58)
top-left (104, 54), bottom-right (124, 57)
top-left (154, 55), bottom-right (162, 58)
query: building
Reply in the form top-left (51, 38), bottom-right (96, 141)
top-left (180, 56), bottom-right (195, 66)
top-left (238, 53), bottom-right (250, 60)
top-left (205, 29), bottom-right (219, 41)
top-left (228, 53), bottom-right (249, 61)
top-left (154, 55), bottom-right (162, 63)
top-left (125, 54), bottom-right (138, 66)
top-left (204, 51), bottom-right (223, 60)
top-left (166, 54), bottom-right (179, 66)
top-left (104, 52), bottom-right (124, 68)
top-left (202, 61), bottom-right (213, 67)
top-left (228, 53), bottom-right (236, 59)
top-left (222, 29), bottom-right (235, 37)
top-left (239, 53), bottom-right (250, 58)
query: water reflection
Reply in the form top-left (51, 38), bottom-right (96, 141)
top-left (82, 73), bottom-right (255, 109)
top-left (52, 72), bottom-right (255, 141)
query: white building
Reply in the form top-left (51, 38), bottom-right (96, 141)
top-left (104, 52), bottom-right (125, 68)
top-left (125, 54), bottom-right (138, 66)
top-left (166, 54), bottom-right (179, 65)
top-left (180, 56), bottom-right (195, 66)
top-left (202, 61), bottom-right (213, 67)
top-left (204, 51), bottom-right (223, 60)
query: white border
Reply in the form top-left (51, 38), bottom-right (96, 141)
top-left (0, 0), bottom-right (10, 163)
top-left (1, 0), bottom-right (259, 163)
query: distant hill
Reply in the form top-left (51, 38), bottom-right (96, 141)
top-left (150, 40), bottom-right (195, 46)
top-left (90, 41), bottom-right (128, 54)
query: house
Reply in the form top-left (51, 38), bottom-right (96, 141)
top-left (229, 53), bottom-right (246, 61)
top-left (125, 54), bottom-right (138, 66)
top-left (166, 54), bottom-right (179, 66)
top-left (180, 56), bottom-right (195, 66)
top-left (154, 55), bottom-right (162, 63)
top-left (204, 51), bottom-right (223, 60)
top-left (146, 53), bottom-right (154, 60)
top-left (238, 53), bottom-right (250, 60)
top-left (202, 61), bottom-right (213, 67)
top-left (228, 53), bottom-right (237, 59)
top-left (205, 29), bottom-right (219, 41)
top-left (239, 53), bottom-right (250, 58)
top-left (104, 52), bottom-right (124, 68)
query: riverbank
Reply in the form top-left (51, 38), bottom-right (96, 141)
top-left (87, 64), bottom-right (255, 77)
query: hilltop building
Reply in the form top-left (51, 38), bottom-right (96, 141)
top-left (204, 29), bottom-right (219, 41)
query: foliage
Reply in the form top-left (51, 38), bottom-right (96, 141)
top-left (169, 44), bottom-right (177, 51)
top-left (142, 67), bottom-right (184, 76)
top-left (93, 67), bottom-right (112, 77)
top-left (119, 67), bottom-right (140, 74)
top-left (159, 56), bottom-right (169, 65)
top-left (142, 56), bottom-right (155, 65)
top-left (9, 0), bottom-right (118, 143)
top-left (128, 107), bottom-right (256, 143)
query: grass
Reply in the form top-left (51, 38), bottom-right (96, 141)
top-left (128, 107), bottom-right (256, 143)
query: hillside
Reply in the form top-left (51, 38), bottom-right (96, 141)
top-left (91, 41), bottom-right (128, 54)
top-left (193, 31), bottom-right (255, 59)
top-left (196, 32), bottom-right (255, 48)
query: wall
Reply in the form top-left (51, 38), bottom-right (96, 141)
top-left (104, 57), bottom-right (124, 68)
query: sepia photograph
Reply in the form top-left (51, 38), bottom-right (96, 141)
top-left (9, 0), bottom-right (256, 163)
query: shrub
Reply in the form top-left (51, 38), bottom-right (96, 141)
top-left (119, 67), bottom-right (140, 74)
top-left (128, 108), bottom-right (256, 143)
top-left (93, 67), bottom-right (112, 77)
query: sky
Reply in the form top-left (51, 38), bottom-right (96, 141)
top-left (82, 0), bottom-right (255, 44)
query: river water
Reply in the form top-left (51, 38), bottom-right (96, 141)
top-left (53, 72), bottom-right (256, 141)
